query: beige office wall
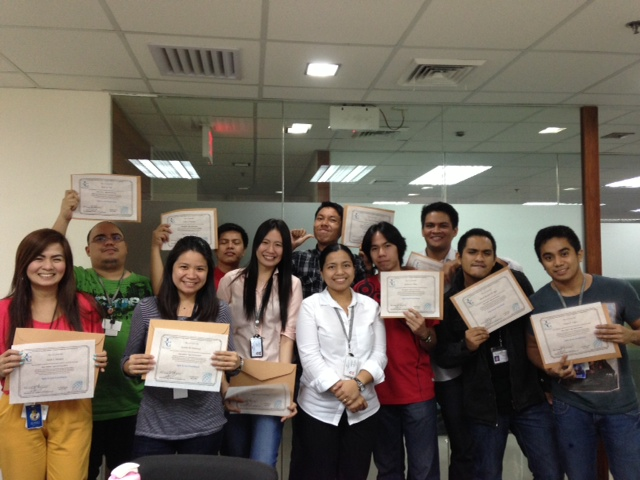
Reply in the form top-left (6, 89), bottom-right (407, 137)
top-left (0, 88), bottom-right (111, 295)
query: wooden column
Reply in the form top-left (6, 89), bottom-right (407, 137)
top-left (316, 150), bottom-right (330, 202)
top-left (580, 105), bottom-right (608, 480)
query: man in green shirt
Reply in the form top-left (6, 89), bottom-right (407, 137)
top-left (54, 190), bottom-right (152, 480)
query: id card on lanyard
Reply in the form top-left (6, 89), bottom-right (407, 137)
top-left (333, 307), bottom-right (359, 378)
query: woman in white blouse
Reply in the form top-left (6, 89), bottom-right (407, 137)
top-left (289, 243), bottom-right (387, 480)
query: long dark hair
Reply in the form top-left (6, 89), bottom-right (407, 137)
top-left (157, 236), bottom-right (219, 321)
top-left (5, 229), bottom-right (84, 349)
top-left (239, 219), bottom-right (293, 328)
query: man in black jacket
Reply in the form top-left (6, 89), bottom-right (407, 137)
top-left (435, 228), bottom-right (562, 480)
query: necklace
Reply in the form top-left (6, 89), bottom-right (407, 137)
top-left (97, 271), bottom-right (125, 317)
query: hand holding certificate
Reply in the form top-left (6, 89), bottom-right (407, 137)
top-left (380, 271), bottom-right (443, 319)
top-left (530, 303), bottom-right (621, 369)
top-left (341, 206), bottom-right (394, 248)
top-left (71, 174), bottom-right (141, 222)
top-left (451, 268), bottom-right (533, 333)
top-left (160, 209), bottom-right (218, 250)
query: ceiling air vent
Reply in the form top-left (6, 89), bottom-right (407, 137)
top-left (601, 132), bottom-right (635, 139)
top-left (152, 150), bottom-right (187, 161)
top-left (399, 59), bottom-right (485, 87)
top-left (150, 45), bottom-right (241, 80)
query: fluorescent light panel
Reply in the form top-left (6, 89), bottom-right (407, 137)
top-left (287, 123), bottom-right (312, 134)
top-left (606, 176), bottom-right (640, 188)
top-left (306, 63), bottom-right (339, 77)
top-left (129, 159), bottom-right (200, 179)
top-left (539, 127), bottom-right (566, 134)
top-left (409, 165), bottom-right (491, 186)
top-left (310, 165), bottom-right (375, 183)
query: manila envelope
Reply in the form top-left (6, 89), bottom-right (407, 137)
top-left (144, 319), bottom-right (230, 380)
top-left (230, 358), bottom-right (297, 404)
top-left (8, 328), bottom-right (105, 389)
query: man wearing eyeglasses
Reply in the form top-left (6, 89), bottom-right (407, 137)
top-left (54, 189), bottom-right (152, 480)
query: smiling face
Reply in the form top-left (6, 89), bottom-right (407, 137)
top-left (85, 222), bottom-right (128, 273)
top-left (538, 237), bottom-right (583, 286)
top-left (369, 232), bottom-right (401, 272)
top-left (216, 231), bottom-right (246, 270)
top-left (27, 243), bottom-right (66, 291)
top-left (422, 211), bottom-right (458, 258)
top-left (256, 228), bottom-right (284, 271)
top-left (459, 236), bottom-right (496, 286)
top-left (172, 250), bottom-right (208, 298)
top-left (313, 207), bottom-right (342, 250)
top-left (321, 250), bottom-right (355, 295)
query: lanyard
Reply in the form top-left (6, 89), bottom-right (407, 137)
top-left (48, 301), bottom-right (59, 330)
top-left (97, 272), bottom-right (125, 317)
top-left (333, 306), bottom-right (355, 355)
top-left (553, 275), bottom-right (586, 309)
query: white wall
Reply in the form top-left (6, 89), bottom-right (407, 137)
top-left (602, 223), bottom-right (640, 280)
top-left (0, 88), bottom-right (111, 295)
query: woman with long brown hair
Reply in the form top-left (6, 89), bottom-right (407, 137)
top-left (0, 228), bottom-right (106, 480)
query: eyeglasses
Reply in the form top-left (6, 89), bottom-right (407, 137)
top-left (91, 234), bottom-right (124, 244)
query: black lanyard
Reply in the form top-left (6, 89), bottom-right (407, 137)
top-left (553, 275), bottom-right (586, 309)
top-left (97, 272), bottom-right (125, 317)
top-left (333, 306), bottom-right (355, 355)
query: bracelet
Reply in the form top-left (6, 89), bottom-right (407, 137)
top-left (420, 332), bottom-right (433, 343)
top-left (354, 377), bottom-right (365, 392)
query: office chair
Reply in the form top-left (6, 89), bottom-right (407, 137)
top-left (134, 454), bottom-right (278, 480)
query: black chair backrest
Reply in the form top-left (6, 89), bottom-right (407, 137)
top-left (135, 454), bottom-right (278, 480)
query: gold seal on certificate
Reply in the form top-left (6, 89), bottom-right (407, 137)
top-left (144, 320), bottom-right (230, 392)
top-left (405, 251), bottom-right (444, 272)
top-left (530, 302), bottom-right (622, 369)
top-left (71, 174), bottom-right (141, 222)
top-left (451, 268), bottom-right (533, 333)
top-left (379, 271), bottom-right (443, 319)
top-left (341, 206), bottom-right (395, 248)
top-left (160, 208), bottom-right (218, 250)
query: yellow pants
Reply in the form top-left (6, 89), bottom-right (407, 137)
top-left (0, 394), bottom-right (92, 480)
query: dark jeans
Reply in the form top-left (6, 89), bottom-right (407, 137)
top-left (289, 407), bottom-right (378, 480)
top-left (435, 376), bottom-right (475, 480)
top-left (373, 400), bottom-right (440, 480)
top-left (88, 415), bottom-right (137, 480)
top-left (132, 431), bottom-right (223, 458)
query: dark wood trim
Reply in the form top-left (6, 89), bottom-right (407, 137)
top-left (580, 106), bottom-right (602, 275)
top-left (317, 150), bottom-right (330, 202)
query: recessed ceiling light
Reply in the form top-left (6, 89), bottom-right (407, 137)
top-left (606, 176), bottom-right (640, 188)
top-left (539, 127), bottom-right (566, 134)
top-left (421, 186), bottom-right (433, 190)
top-left (407, 193), bottom-right (419, 196)
top-left (287, 123), bottom-right (312, 134)
top-left (129, 159), bottom-right (199, 179)
top-left (310, 165), bottom-right (375, 183)
top-left (409, 165), bottom-right (491, 186)
top-left (233, 162), bottom-right (251, 167)
top-left (275, 190), bottom-right (283, 194)
top-left (306, 63), bottom-right (339, 77)
top-left (563, 187), bottom-right (579, 191)
top-left (238, 187), bottom-right (250, 190)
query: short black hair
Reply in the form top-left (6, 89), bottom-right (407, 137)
top-left (534, 225), bottom-right (581, 262)
top-left (315, 201), bottom-right (344, 221)
top-left (218, 223), bottom-right (248, 248)
top-left (361, 222), bottom-right (407, 267)
top-left (319, 243), bottom-right (355, 270)
top-left (421, 202), bottom-right (459, 229)
top-left (457, 228), bottom-right (496, 255)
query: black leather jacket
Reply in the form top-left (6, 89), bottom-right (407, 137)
top-left (434, 264), bottom-right (546, 425)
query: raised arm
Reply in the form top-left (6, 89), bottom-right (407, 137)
top-left (150, 223), bottom-right (171, 295)
top-left (52, 189), bottom-right (79, 235)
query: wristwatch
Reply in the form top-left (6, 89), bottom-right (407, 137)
top-left (354, 377), bottom-right (366, 392)
top-left (420, 332), bottom-right (433, 344)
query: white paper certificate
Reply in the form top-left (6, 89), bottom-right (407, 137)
top-left (225, 384), bottom-right (291, 417)
top-left (406, 251), bottom-right (444, 272)
top-left (380, 271), bottom-right (443, 319)
top-left (9, 340), bottom-right (95, 404)
top-left (342, 206), bottom-right (395, 248)
top-left (72, 174), bottom-right (141, 222)
top-left (145, 327), bottom-right (227, 392)
top-left (451, 268), bottom-right (533, 333)
top-left (160, 209), bottom-right (218, 250)
top-left (530, 303), bottom-right (621, 368)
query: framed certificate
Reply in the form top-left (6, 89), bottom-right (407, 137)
top-left (405, 251), bottom-right (444, 272)
top-left (160, 208), bottom-right (218, 250)
top-left (144, 320), bottom-right (230, 392)
top-left (451, 268), bottom-right (533, 333)
top-left (71, 174), bottom-right (141, 222)
top-left (530, 303), bottom-right (622, 369)
top-left (379, 270), bottom-right (443, 319)
top-left (341, 206), bottom-right (395, 248)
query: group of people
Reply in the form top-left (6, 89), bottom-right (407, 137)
top-left (0, 191), bottom-right (639, 480)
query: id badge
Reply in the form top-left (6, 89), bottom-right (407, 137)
top-left (574, 362), bottom-right (589, 379)
top-left (343, 355), bottom-right (359, 378)
top-left (250, 335), bottom-right (263, 358)
top-left (491, 347), bottom-right (509, 365)
top-left (173, 389), bottom-right (188, 399)
top-left (102, 319), bottom-right (122, 337)
top-left (24, 404), bottom-right (44, 429)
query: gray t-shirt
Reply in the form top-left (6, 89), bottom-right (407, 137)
top-left (530, 275), bottom-right (640, 414)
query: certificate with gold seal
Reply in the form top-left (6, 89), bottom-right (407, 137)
top-left (530, 302), bottom-right (621, 369)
